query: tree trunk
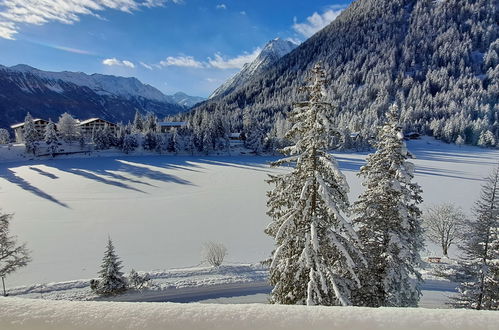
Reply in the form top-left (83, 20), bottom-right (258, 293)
top-left (1, 276), bottom-right (6, 296)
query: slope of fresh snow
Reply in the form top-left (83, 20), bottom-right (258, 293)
top-left (0, 137), bottom-right (498, 289)
top-left (1, 297), bottom-right (498, 330)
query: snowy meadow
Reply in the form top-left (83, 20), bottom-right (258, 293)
top-left (0, 137), bottom-right (497, 288)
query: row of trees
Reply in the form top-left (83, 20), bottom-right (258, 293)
top-left (265, 64), bottom-right (498, 310)
top-left (19, 109), bottom-right (291, 157)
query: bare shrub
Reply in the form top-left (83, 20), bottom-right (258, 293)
top-left (202, 241), bottom-right (227, 267)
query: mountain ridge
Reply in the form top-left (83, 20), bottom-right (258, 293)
top-left (0, 64), bottom-right (204, 128)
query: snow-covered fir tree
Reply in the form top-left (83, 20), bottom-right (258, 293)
top-left (133, 110), bottom-right (144, 133)
top-left (0, 129), bottom-right (9, 144)
top-left (0, 211), bottom-right (31, 296)
top-left (57, 113), bottom-right (79, 143)
top-left (44, 120), bottom-right (58, 157)
top-left (93, 125), bottom-right (115, 150)
top-left (456, 135), bottom-right (465, 147)
top-left (477, 130), bottom-right (496, 148)
top-left (122, 133), bottom-right (138, 154)
top-left (92, 237), bottom-right (127, 296)
top-left (22, 113), bottom-right (39, 154)
top-left (451, 164), bottom-right (499, 310)
top-left (143, 130), bottom-right (158, 151)
top-left (144, 113), bottom-right (157, 132)
top-left (172, 128), bottom-right (185, 154)
top-left (351, 104), bottom-right (424, 308)
top-left (265, 64), bottom-right (364, 306)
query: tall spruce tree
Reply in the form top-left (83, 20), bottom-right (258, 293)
top-left (22, 113), bottom-right (38, 154)
top-left (352, 104), bottom-right (424, 307)
top-left (265, 64), bottom-right (363, 306)
top-left (133, 110), bottom-right (144, 133)
top-left (451, 165), bottom-right (499, 310)
top-left (44, 120), bottom-right (58, 157)
top-left (94, 237), bottom-right (127, 296)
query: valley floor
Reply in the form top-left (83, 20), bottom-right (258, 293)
top-left (0, 137), bottom-right (497, 289)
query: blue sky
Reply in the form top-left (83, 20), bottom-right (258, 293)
top-left (0, 0), bottom-right (352, 97)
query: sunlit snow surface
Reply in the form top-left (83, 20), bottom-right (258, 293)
top-left (1, 297), bottom-right (498, 330)
top-left (0, 137), bottom-right (498, 288)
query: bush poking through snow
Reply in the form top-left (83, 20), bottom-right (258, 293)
top-left (128, 269), bottom-right (151, 291)
top-left (202, 242), bottom-right (227, 267)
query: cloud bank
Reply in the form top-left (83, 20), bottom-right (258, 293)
top-left (0, 0), bottom-right (175, 40)
top-left (103, 58), bottom-right (135, 68)
top-left (292, 5), bottom-right (346, 38)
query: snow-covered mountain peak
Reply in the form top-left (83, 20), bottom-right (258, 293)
top-left (259, 38), bottom-right (298, 59)
top-left (209, 38), bottom-right (297, 99)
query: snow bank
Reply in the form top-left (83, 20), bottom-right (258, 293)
top-left (1, 298), bottom-right (497, 330)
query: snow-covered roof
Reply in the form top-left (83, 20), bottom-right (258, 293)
top-left (78, 118), bottom-right (116, 126)
top-left (10, 118), bottom-right (48, 129)
top-left (229, 132), bottom-right (242, 138)
top-left (158, 121), bottom-right (187, 127)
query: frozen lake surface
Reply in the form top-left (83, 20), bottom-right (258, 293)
top-left (0, 137), bottom-right (498, 287)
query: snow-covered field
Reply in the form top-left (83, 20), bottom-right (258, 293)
top-left (0, 137), bottom-right (498, 290)
top-left (1, 297), bottom-right (498, 330)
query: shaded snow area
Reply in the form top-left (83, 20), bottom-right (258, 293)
top-left (0, 137), bottom-right (498, 290)
top-left (1, 297), bottom-right (498, 330)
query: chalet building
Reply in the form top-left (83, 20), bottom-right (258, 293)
top-left (404, 132), bottom-right (421, 140)
top-left (10, 119), bottom-right (50, 143)
top-left (78, 118), bottom-right (117, 137)
top-left (158, 121), bottom-right (187, 133)
top-left (229, 132), bottom-right (245, 141)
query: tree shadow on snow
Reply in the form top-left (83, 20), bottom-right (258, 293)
top-left (0, 168), bottom-right (69, 208)
top-left (29, 166), bottom-right (59, 179)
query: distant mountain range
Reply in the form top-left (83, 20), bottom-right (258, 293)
top-left (209, 38), bottom-right (297, 99)
top-left (193, 0), bottom-right (499, 146)
top-left (0, 64), bottom-right (204, 128)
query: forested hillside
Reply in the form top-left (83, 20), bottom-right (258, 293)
top-left (187, 0), bottom-right (499, 150)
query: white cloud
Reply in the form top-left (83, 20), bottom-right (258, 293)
top-left (140, 62), bottom-right (153, 70)
top-left (140, 47), bottom-right (263, 71)
top-left (160, 56), bottom-right (204, 68)
top-left (121, 60), bottom-right (135, 68)
top-left (292, 5), bottom-right (346, 38)
top-left (0, 0), bottom-right (177, 40)
top-left (208, 48), bottom-right (261, 69)
top-left (216, 4), bottom-right (227, 10)
top-left (103, 58), bottom-right (135, 68)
